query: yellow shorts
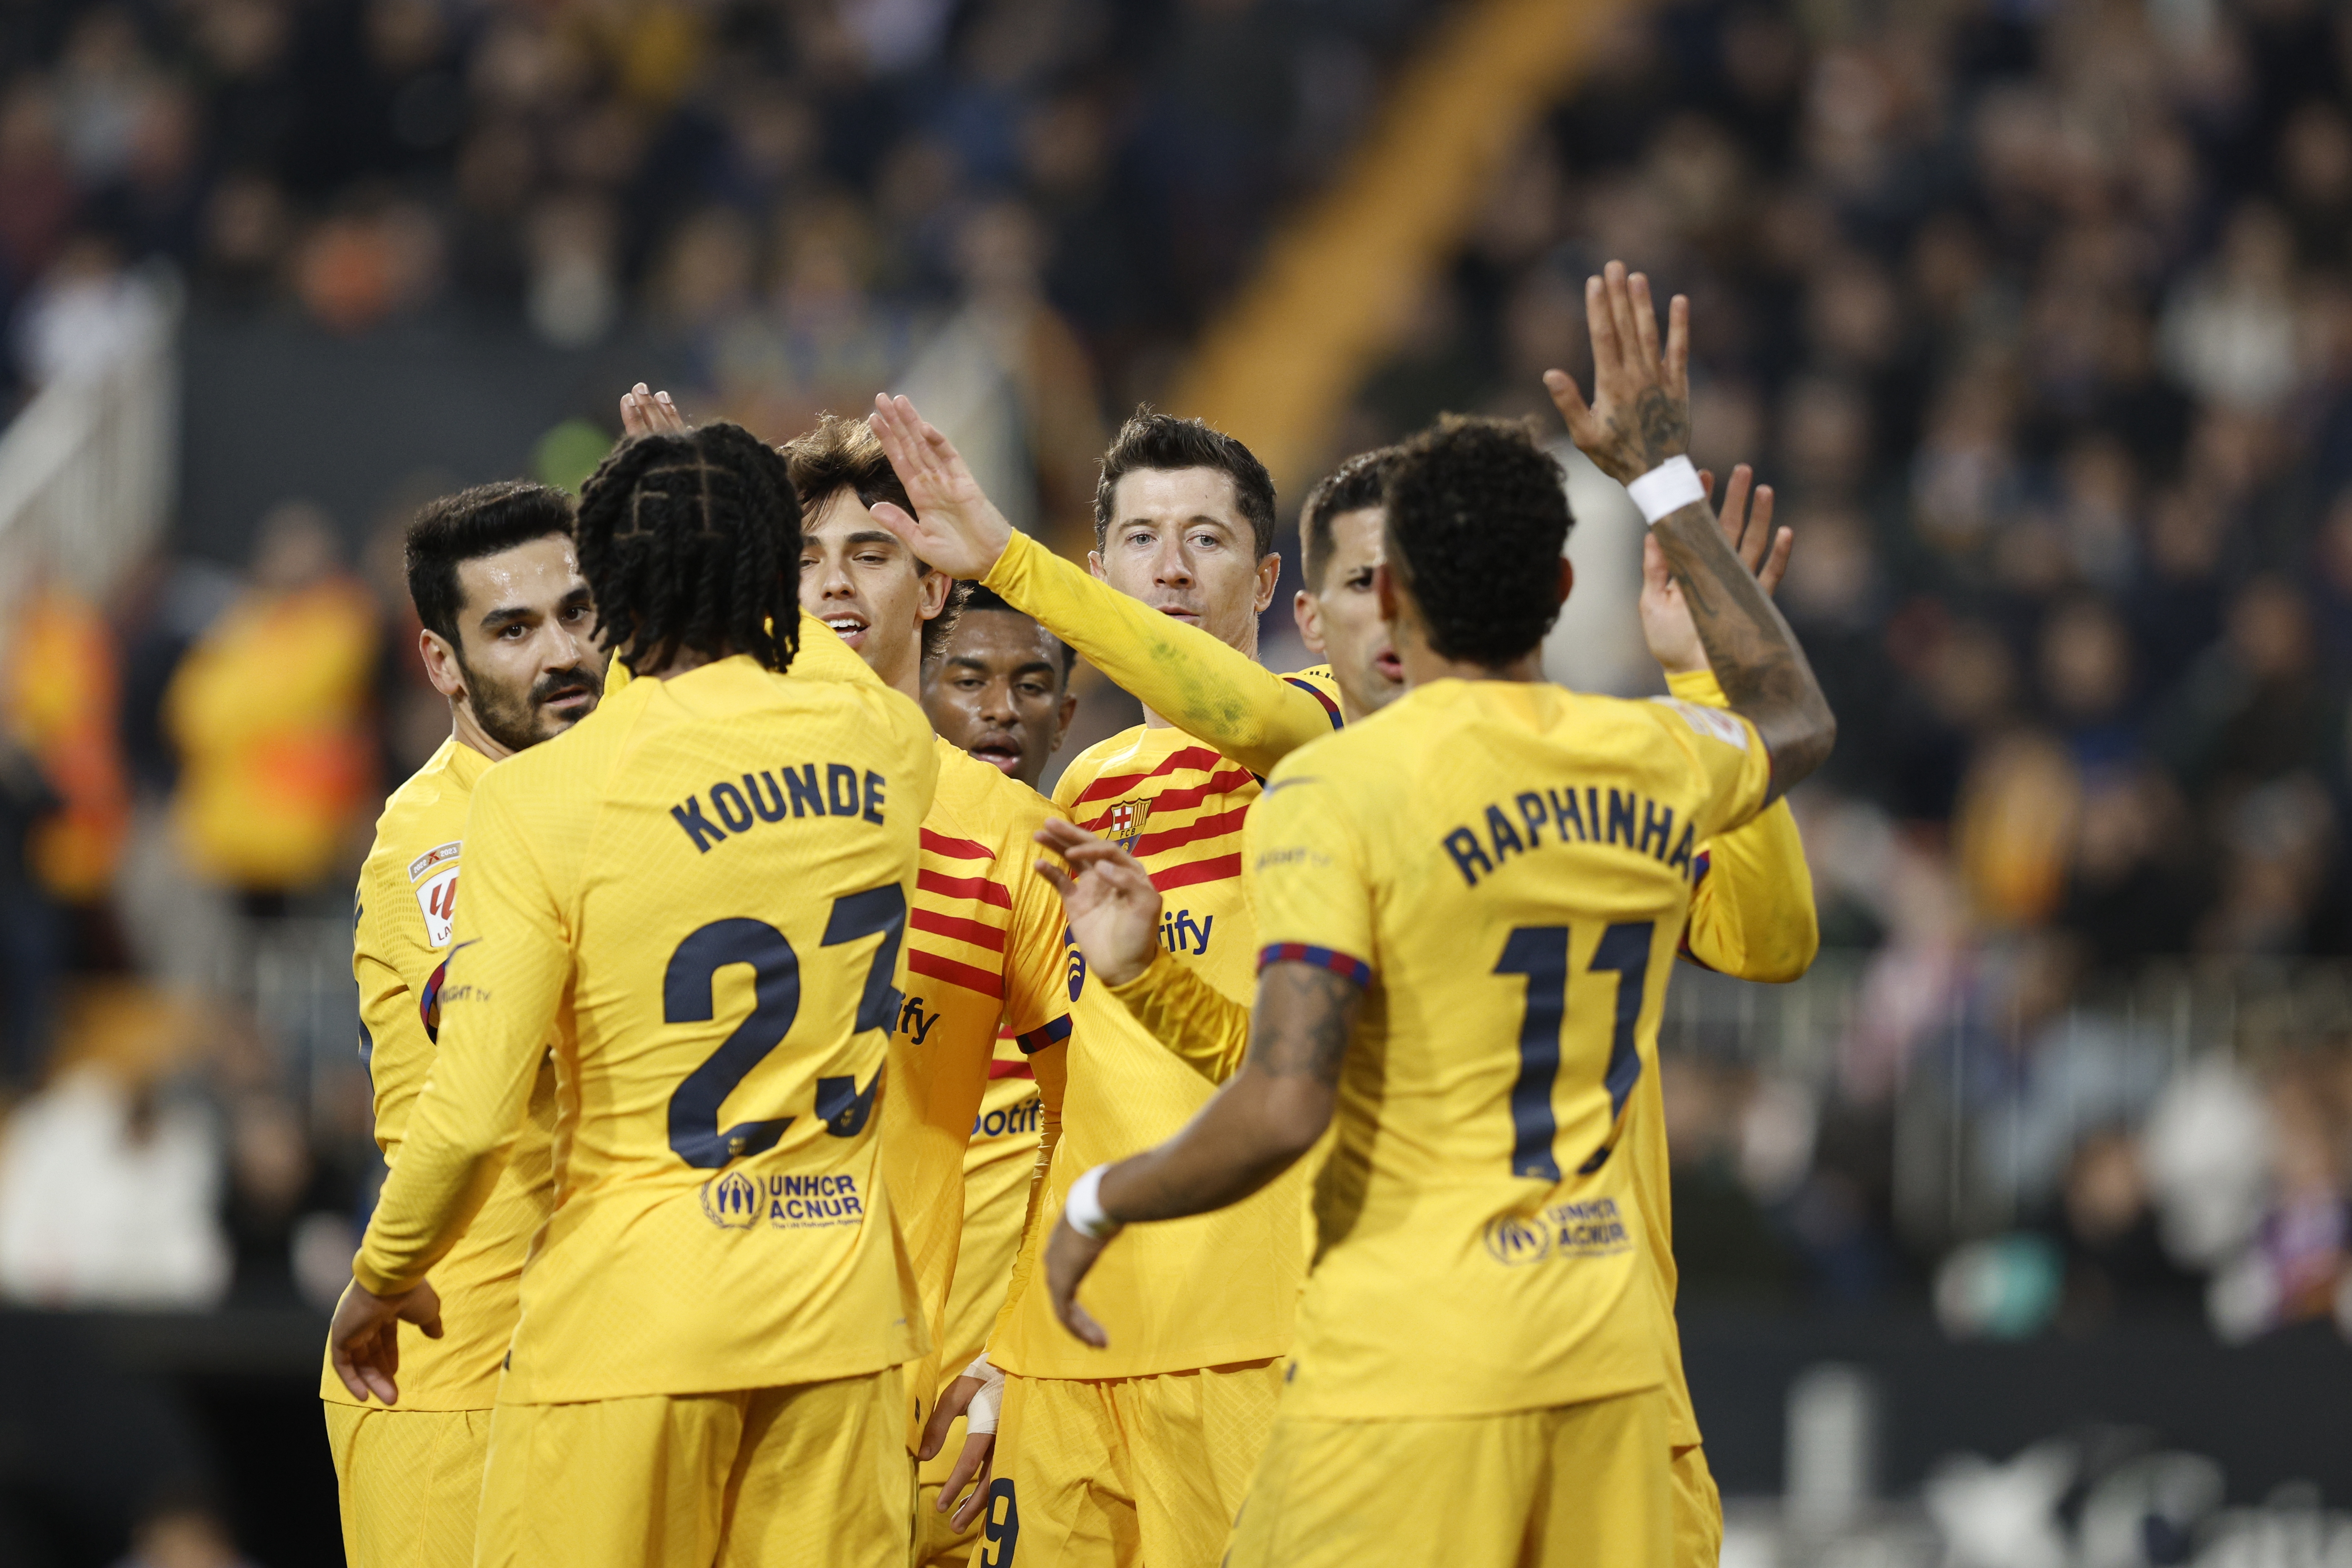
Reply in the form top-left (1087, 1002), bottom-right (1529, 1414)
top-left (323, 1402), bottom-right (492, 1568)
top-left (1672, 1444), bottom-right (1723, 1568)
top-left (1225, 1385), bottom-right (1672, 1568)
top-left (991, 1359), bottom-right (1283, 1568)
top-left (472, 1368), bottom-right (910, 1568)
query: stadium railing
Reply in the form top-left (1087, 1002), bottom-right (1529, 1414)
top-left (0, 263), bottom-right (183, 613)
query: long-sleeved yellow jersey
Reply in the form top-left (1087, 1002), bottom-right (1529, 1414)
top-left (352, 634), bottom-right (938, 1404)
top-left (1249, 678), bottom-right (1770, 1420)
top-left (320, 735), bottom-right (557, 1411)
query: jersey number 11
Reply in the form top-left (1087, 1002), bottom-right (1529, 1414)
top-left (1496, 922), bottom-right (1656, 1182)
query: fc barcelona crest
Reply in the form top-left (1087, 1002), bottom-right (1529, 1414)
top-left (1105, 797), bottom-right (1151, 852)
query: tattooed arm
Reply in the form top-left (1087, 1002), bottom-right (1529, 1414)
top-left (1042, 961), bottom-right (1363, 1346)
top-left (1547, 261), bottom-right (1836, 803)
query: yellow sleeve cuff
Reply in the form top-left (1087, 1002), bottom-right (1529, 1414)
top-left (351, 1251), bottom-right (424, 1299)
top-left (1665, 667), bottom-right (1728, 707)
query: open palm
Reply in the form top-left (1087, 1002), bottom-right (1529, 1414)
top-left (864, 394), bottom-right (1016, 579)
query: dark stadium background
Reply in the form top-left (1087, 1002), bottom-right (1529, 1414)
top-left (0, 0), bottom-right (2348, 1562)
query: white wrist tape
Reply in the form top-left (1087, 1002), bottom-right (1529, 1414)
top-left (1626, 455), bottom-right (1706, 524)
top-left (961, 1354), bottom-right (1006, 1435)
top-left (1064, 1164), bottom-right (1122, 1240)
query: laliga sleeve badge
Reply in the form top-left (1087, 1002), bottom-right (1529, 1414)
top-left (415, 863), bottom-right (460, 948)
top-left (409, 841), bottom-right (462, 948)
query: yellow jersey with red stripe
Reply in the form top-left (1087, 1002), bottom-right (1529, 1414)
top-left (991, 674), bottom-right (1340, 1380)
top-left (352, 642), bottom-right (937, 1403)
top-left (886, 741), bottom-right (1071, 1440)
top-left (320, 735), bottom-right (557, 1411)
top-left (1246, 678), bottom-right (1771, 1420)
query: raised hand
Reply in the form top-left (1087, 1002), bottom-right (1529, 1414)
top-left (619, 382), bottom-right (688, 437)
top-left (1543, 261), bottom-right (1690, 486)
top-left (1640, 464), bottom-right (1795, 676)
top-left (1033, 816), bottom-right (1163, 987)
top-left (1548, 270), bottom-right (1834, 801)
top-left (864, 394), bottom-right (1016, 579)
top-left (326, 1275), bottom-right (444, 1405)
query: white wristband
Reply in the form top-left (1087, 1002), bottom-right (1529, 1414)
top-left (1064, 1164), bottom-right (1122, 1240)
top-left (1625, 455), bottom-right (1706, 524)
top-left (961, 1353), bottom-right (1006, 1435)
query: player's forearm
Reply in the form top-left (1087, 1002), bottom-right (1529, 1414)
top-left (985, 531), bottom-right (1327, 774)
top-left (1648, 502), bottom-right (1834, 801)
top-left (1096, 1067), bottom-right (1329, 1223)
top-left (1106, 950), bottom-right (1253, 1084)
top-left (1095, 961), bottom-right (1356, 1225)
top-left (353, 1120), bottom-right (516, 1295)
top-left (354, 948), bottom-right (562, 1293)
top-left (1666, 669), bottom-right (1819, 983)
top-left (354, 1018), bottom-right (542, 1293)
top-left (1685, 808), bottom-right (1818, 982)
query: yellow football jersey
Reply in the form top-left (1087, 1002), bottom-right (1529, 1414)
top-left (990, 675), bottom-right (1339, 1380)
top-left (1246, 678), bottom-right (1769, 1420)
top-left (889, 742), bottom-right (1071, 1437)
top-left (321, 736), bottom-right (556, 1412)
top-left (353, 643), bottom-right (938, 1403)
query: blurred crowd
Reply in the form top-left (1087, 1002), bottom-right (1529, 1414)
top-left (0, 0), bottom-right (1441, 542)
top-left (1350, 0), bottom-right (2352, 1342)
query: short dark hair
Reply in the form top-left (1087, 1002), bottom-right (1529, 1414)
top-left (1093, 408), bottom-right (1277, 559)
top-left (784, 413), bottom-right (969, 666)
top-left (957, 583), bottom-right (1076, 682)
top-left (575, 422), bottom-right (800, 675)
top-left (405, 482), bottom-right (577, 648)
top-left (1299, 446), bottom-right (1395, 591)
top-left (1383, 415), bottom-right (1573, 667)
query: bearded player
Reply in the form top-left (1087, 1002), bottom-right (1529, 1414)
top-left (1038, 267), bottom-right (1835, 1567)
top-left (321, 481), bottom-right (602, 1568)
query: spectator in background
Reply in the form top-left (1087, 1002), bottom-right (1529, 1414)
top-left (163, 501), bottom-right (376, 911)
top-left (0, 987), bottom-right (228, 1309)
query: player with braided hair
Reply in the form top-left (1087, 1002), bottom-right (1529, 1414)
top-left (573, 419), bottom-right (801, 678)
top-left (610, 390), bottom-right (1079, 1566)
top-left (328, 418), bottom-right (941, 1568)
